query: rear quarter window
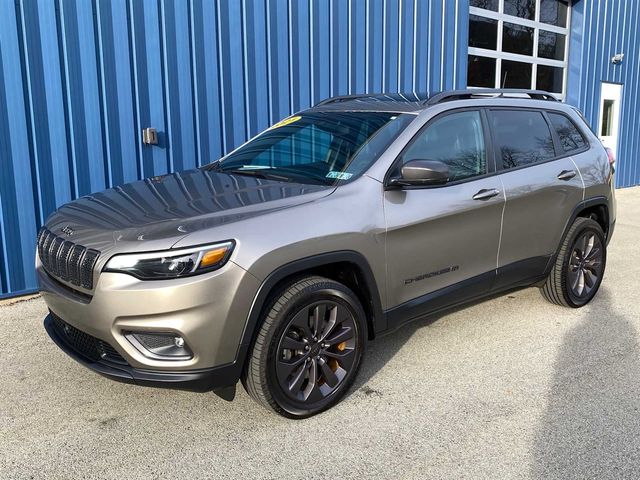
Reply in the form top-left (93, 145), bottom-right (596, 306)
top-left (548, 112), bottom-right (587, 153)
top-left (489, 110), bottom-right (556, 169)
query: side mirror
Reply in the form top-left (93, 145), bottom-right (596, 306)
top-left (387, 159), bottom-right (450, 188)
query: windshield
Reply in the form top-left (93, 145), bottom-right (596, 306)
top-left (205, 112), bottom-right (413, 185)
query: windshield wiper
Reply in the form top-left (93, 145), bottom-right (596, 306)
top-left (268, 166), bottom-right (334, 185)
top-left (223, 168), bottom-right (293, 182)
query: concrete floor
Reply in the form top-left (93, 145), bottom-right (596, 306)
top-left (1, 187), bottom-right (639, 479)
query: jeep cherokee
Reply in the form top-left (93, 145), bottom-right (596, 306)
top-left (38, 89), bottom-right (616, 418)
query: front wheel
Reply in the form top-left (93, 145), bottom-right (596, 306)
top-left (242, 276), bottom-right (366, 418)
top-left (541, 217), bottom-right (607, 308)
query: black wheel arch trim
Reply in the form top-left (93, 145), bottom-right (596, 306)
top-left (237, 250), bottom-right (384, 366)
top-left (546, 195), bottom-right (611, 273)
top-left (572, 195), bottom-right (611, 236)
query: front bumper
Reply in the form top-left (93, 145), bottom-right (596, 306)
top-left (44, 313), bottom-right (246, 392)
top-left (38, 254), bottom-right (261, 384)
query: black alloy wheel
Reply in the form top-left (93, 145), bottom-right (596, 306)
top-left (276, 300), bottom-right (358, 403)
top-left (541, 217), bottom-right (607, 308)
top-left (567, 230), bottom-right (604, 301)
top-left (242, 276), bottom-right (366, 418)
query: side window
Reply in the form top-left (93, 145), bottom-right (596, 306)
top-left (402, 110), bottom-right (487, 182)
top-left (489, 110), bottom-right (556, 169)
top-left (548, 112), bottom-right (587, 153)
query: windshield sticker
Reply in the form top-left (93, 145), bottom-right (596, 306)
top-left (326, 171), bottom-right (353, 180)
top-left (271, 115), bottom-right (302, 129)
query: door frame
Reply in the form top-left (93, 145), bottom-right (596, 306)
top-left (598, 82), bottom-right (623, 159)
top-left (383, 107), bottom-right (498, 188)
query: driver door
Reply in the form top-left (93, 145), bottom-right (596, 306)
top-left (384, 109), bottom-right (504, 324)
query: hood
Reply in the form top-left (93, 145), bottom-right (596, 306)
top-left (44, 169), bottom-right (334, 256)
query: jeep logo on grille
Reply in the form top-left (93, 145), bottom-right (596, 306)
top-left (61, 225), bottom-right (75, 236)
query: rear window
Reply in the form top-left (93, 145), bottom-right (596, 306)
top-left (572, 107), bottom-right (597, 135)
top-left (489, 110), bottom-right (556, 169)
top-left (548, 112), bottom-right (587, 153)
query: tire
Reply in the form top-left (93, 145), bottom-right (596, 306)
top-left (541, 217), bottom-right (606, 308)
top-left (242, 276), bottom-right (366, 418)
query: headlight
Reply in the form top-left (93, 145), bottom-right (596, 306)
top-left (104, 241), bottom-right (234, 280)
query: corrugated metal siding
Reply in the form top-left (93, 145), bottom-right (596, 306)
top-left (0, 0), bottom-right (468, 298)
top-left (566, 0), bottom-right (640, 188)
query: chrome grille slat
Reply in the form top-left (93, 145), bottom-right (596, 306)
top-left (37, 228), bottom-right (100, 290)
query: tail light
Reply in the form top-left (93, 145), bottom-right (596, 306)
top-left (605, 147), bottom-right (616, 173)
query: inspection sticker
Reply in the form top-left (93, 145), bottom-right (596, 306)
top-left (326, 171), bottom-right (353, 180)
top-left (270, 115), bottom-right (302, 129)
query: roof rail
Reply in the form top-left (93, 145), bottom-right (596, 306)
top-left (425, 89), bottom-right (559, 106)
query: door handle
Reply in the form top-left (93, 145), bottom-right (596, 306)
top-left (472, 188), bottom-right (501, 201)
top-left (557, 170), bottom-right (577, 181)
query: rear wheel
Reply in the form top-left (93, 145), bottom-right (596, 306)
top-left (242, 276), bottom-right (366, 418)
top-left (541, 217), bottom-right (606, 307)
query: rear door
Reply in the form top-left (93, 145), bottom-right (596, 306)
top-left (490, 108), bottom-right (584, 289)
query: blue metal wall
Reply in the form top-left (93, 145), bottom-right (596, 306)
top-left (0, 0), bottom-right (468, 298)
top-left (566, 0), bottom-right (640, 188)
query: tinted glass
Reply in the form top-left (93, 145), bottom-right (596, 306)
top-left (503, 22), bottom-right (534, 56)
top-left (403, 111), bottom-right (486, 182)
top-left (538, 31), bottom-right (566, 60)
top-left (214, 112), bottom-right (412, 185)
top-left (540, 0), bottom-right (568, 26)
top-left (548, 113), bottom-right (587, 152)
top-left (468, 55), bottom-right (496, 87)
top-left (469, 15), bottom-right (498, 50)
top-left (504, 0), bottom-right (535, 20)
top-left (470, 0), bottom-right (498, 11)
top-left (574, 108), bottom-right (597, 135)
top-left (601, 100), bottom-right (614, 136)
top-left (501, 60), bottom-right (532, 88)
top-left (490, 110), bottom-right (556, 169)
top-left (536, 65), bottom-right (563, 93)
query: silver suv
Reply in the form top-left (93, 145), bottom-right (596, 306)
top-left (39, 90), bottom-right (616, 418)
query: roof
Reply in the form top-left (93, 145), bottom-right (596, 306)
top-left (307, 92), bottom-right (430, 113)
top-left (308, 89), bottom-right (560, 114)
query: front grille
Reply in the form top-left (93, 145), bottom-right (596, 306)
top-left (37, 228), bottom-right (100, 290)
top-left (51, 314), bottom-right (128, 366)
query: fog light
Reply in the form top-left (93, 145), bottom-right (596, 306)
top-left (126, 332), bottom-right (192, 360)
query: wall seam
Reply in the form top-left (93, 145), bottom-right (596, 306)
top-left (92, 0), bottom-right (112, 189)
top-left (56, 0), bottom-right (79, 200)
top-left (15, 0), bottom-right (42, 228)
